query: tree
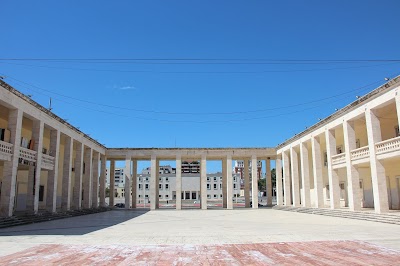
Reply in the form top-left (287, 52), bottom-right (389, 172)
top-left (105, 187), bottom-right (110, 197)
top-left (258, 178), bottom-right (266, 191)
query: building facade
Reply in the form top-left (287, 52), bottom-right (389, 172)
top-left (275, 76), bottom-right (400, 214)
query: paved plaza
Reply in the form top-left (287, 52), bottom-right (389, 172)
top-left (0, 209), bottom-right (400, 265)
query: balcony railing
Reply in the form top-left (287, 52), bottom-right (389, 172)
top-left (41, 154), bottom-right (55, 170)
top-left (332, 153), bottom-right (346, 165)
top-left (0, 140), bottom-right (13, 160)
top-left (19, 147), bottom-right (37, 164)
top-left (350, 146), bottom-right (370, 161)
top-left (376, 136), bottom-right (400, 155)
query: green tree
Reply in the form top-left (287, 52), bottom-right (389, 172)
top-left (105, 187), bottom-right (110, 197)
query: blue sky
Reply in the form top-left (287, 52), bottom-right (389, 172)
top-left (2, 1), bottom-right (400, 171)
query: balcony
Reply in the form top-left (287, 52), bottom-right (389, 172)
top-left (0, 140), bottom-right (13, 161)
top-left (41, 154), bottom-right (55, 170)
top-left (376, 136), bottom-right (400, 160)
top-left (331, 153), bottom-right (346, 169)
top-left (350, 146), bottom-right (370, 165)
top-left (19, 147), bottom-right (37, 166)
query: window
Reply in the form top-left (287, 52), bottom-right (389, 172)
top-left (165, 177), bottom-right (169, 182)
top-left (336, 145), bottom-right (343, 154)
top-left (213, 194), bottom-right (217, 198)
top-left (220, 194), bottom-right (223, 198)
top-left (138, 195), bottom-right (141, 198)
top-left (145, 184), bottom-right (149, 190)
top-left (220, 184), bottom-right (222, 189)
top-left (207, 184), bottom-right (211, 190)
top-left (356, 139), bottom-right (361, 149)
top-left (139, 184), bottom-right (142, 190)
top-left (220, 176), bottom-right (222, 181)
top-left (159, 177), bottom-right (162, 182)
top-left (396, 125), bottom-right (399, 137)
top-left (145, 195), bottom-right (148, 198)
top-left (207, 177), bottom-right (210, 182)
top-left (234, 176), bottom-right (237, 182)
top-left (234, 184), bottom-right (237, 189)
top-left (207, 194), bottom-right (211, 199)
top-left (165, 195), bottom-right (169, 198)
top-left (159, 195), bottom-right (162, 198)
top-left (165, 184), bottom-right (169, 190)
top-left (214, 177), bottom-right (217, 181)
top-left (214, 184), bottom-right (217, 190)
top-left (145, 177), bottom-right (149, 182)
top-left (159, 184), bottom-right (162, 190)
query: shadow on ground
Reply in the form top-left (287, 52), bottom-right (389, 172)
top-left (0, 209), bottom-right (149, 236)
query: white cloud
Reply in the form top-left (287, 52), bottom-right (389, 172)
top-left (117, 85), bottom-right (136, 90)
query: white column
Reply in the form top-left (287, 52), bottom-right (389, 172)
top-left (282, 151), bottom-right (291, 205)
top-left (311, 136), bottom-right (324, 208)
top-left (343, 120), bottom-right (361, 211)
top-left (0, 109), bottom-right (22, 217)
top-left (366, 108), bottom-right (389, 213)
top-left (222, 159), bottom-right (227, 208)
top-left (150, 155), bottom-right (158, 210)
top-left (175, 156), bottom-right (182, 210)
top-left (266, 158), bottom-right (272, 206)
top-left (244, 159), bottom-right (250, 208)
top-left (325, 129), bottom-right (341, 209)
top-left (290, 147), bottom-right (300, 207)
top-left (109, 160), bottom-right (115, 207)
top-left (131, 159), bottom-right (137, 209)
top-left (82, 147), bottom-right (93, 209)
top-left (200, 155), bottom-right (207, 210)
top-left (300, 142), bottom-right (311, 207)
top-left (251, 155), bottom-right (258, 208)
top-left (99, 155), bottom-right (107, 207)
top-left (91, 151), bottom-right (100, 208)
top-left (61, 135), bottom-right (73, 211)
top-left (396, 93), bottom-right (400, 128)
top-left (46, 130), bottom-right (60, 213)
top-left (73, 142), bottom-right (84, 209)
top-left (276, 156), bottom-right (283, 205)
top-left (27, 120), bottom-right (44, 213)
top-left (124, 156), bottom-right (131, 209)
top-left (226, 155), bottom-right (233, 210)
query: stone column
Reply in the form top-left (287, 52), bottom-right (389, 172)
top-left (276, 156), bottom-right (283, 205)
top-left (27, 120), bottom-right (44, 213)
top-left (244, 159), bottom-right (250, 208)
top-left (46, 130), bottom-right (60, 213)
top-left (0, 109), bottom-right (22, 217)
top-left (92, 151), bottom-right (100, 208)
top-left (266, 158), bottom-right (272, 206)
top-left (73, 142), bottom-right (84, 209)
top-left (282, 151), bottom-right (291, 205)
top-left (61, 135), bottom-right (73, 211)
top-left (311, 136), bottom-right (324, 208)
top-left (343, 120), bottom-right (361, 211)
top-left (366, 108), bottom-right (389, 213)
top-left (300, 142), bottom-right (311, 207)
top-left (222, 158), bottom-right (227, 208)
top-left (124, 156), bottom-right (131, 209)
top-left (175, 156), bottom-right (182, 210)
top-left (251, 155), bottom-right (259, 208)
top-left (396, 93), bottom-right (400, 128)
top-left (82, 147), bottom-right (93, 209)
top-left (290, 147), bottom-right (301, 207)
top-left (99, 155), bottom-right (107, 207)
top-left (150, 155), bottom-right (158, 210)
top-left (200, 155), bottom-right (207, 210)
top-left (131, 159), bottom-right (137, 209)
top-left (226, 155), bottom-right (233, 210)
top-left (109, 160), bottom-right (115, 207)
top-left (325, 129), bottom-right (341, 209)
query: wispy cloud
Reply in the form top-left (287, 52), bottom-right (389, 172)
top-left (117, 85), bottom-right (136, 90)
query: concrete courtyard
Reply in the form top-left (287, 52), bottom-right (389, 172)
top-left (0, 209), bottom-right (399, 265)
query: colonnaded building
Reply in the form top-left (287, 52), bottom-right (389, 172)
top-left (0, 75), bottom-right (399, 217)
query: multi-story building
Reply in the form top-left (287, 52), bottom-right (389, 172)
top-left (233, 160), bottom-right (263, 190)
top-left (275, 76), bottom-right (400, 213)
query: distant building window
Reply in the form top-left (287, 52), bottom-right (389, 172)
top-left (159, 195), bottom-right (162, 198)
top-left (207, 194), bottom-right (211, 199)
top-left (145, 184), bottom-right (149, 190)
top-left (139, 184), bottom-right (142, 190)
top-left (165, 177), bottom-right (169, 182)
top-left (213, 177), bottom-right (217, 181)
top-left (165, 184), bottom-right (169, 190)
top-left (159, 177), bottom-right (162, 182)
top-left (213, 195), bottom-right (217, 198)
top-left (234, 184), bottom-right (237, 189)
top-left (207, 184), bottom-right (211, 190)
top-left (165, 195), bottom-right (169, 198)
top-left (159, 184), bottom-right (162, 190)
top-left (213, 184), bottom-right (217, 190)
top-left (207, 177), bottom-right (210, 182)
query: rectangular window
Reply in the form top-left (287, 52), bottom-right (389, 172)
top-left (213, 194), bottom-right (217, 198)
top-left (207, 194), bottom-right (211, 199)
top-left (207, 177), bottom-right (210, 182)
top-left (159, 184), bottom-right (162, 190)
top-left (139, 184), bottom-right (142, 190)
top-left (165, 184), bottom-right (169, 190)
top-left (145, 184), bottom-right (149, 190)
top-left (214, 184), bottom-right (217, 190)
top-left (166, 195), bottom-right (169, 198)
top-left (159, 177), bottom-right (162, 182)
top-left (165, 177), bottom-right (169, 182)
top-left (207, 184), bottom-right (211, 190)
top-left (159, 195), bottom-right (162, 198)
top-left (220, 184), bottom-right (222, 189)
top-left (213, 177), bottom-right (217, 181)
top-left (234, 184), bottom-right (237, 189)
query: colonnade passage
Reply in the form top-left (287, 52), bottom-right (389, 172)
top-left (106, 148), bottom-right (276, 210)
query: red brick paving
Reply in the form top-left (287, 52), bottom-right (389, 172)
top-left (1, 241), bottom-right (399, 265)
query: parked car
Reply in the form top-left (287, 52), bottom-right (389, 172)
top-left (114, 203), bottom-right (125, 208)
top-left (250, 201), bottom-right (262, 207)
